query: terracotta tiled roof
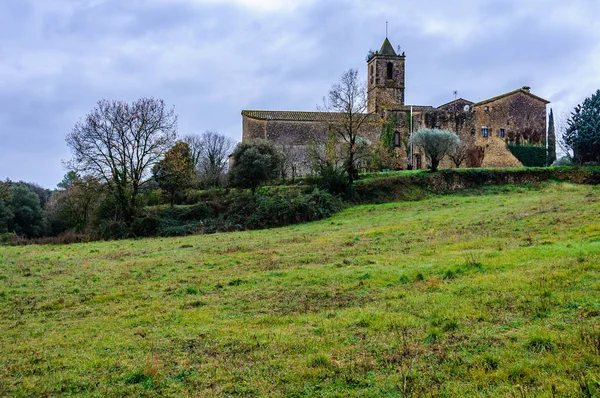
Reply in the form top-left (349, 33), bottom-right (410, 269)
top-left (242, 110), bottom-right (380, 122)
top-left (474, 87), bottom-right (550, 106)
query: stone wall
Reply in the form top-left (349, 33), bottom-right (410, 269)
top-left (242, 116), bottom-right (267, 140)
top-left (367, 55), bottom-right (406, 114)
top-left (242, 113), bottom-right (381, 176)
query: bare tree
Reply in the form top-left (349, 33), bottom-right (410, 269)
top-left (448, 136), bottom-right (472, 168)
top-left (185, 131), bottom-right (235, 188)
top-left (183, 134), bottom-right (203, 170)
top-left (65, 98), bottom-right (177, 222)
top-left (555, 111), bottom-right (573, 160)
top-left (320, 69), bottom-right (372, 185)
top-left (278, 136), bottom-right (310, 183)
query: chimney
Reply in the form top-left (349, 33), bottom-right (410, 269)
top-left (522, 86), bottom-right (531, 92)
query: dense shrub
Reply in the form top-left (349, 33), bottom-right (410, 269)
top-left (507, 145), bottom-right (547, 167)
top-left (98, 220), bottom-right (129, 241)
top-left (131, 216), bottom-right (160, 237)
top-left (244, 188), bottom-right (343, 229)
top-left (552, 156), bottom-right (572, 167)
top-left (158, 221), bottom-right (202, 237)
top-left (305, 165), bottom-right (350, 197)
top-left (0, 232), bottom-right (17, 246)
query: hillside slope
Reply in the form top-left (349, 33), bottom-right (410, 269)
top-left (1, 183), bottom-right (599, 396)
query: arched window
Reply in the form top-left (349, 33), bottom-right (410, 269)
top-left (386, 62), bottom-right (393, 79)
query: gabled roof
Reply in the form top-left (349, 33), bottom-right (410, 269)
top-left (474, 87), bottom-right (550, 106)
top-left (242, 110), bottom-right (380, 123)
top-left (379, 38), bottom-right (397, 56)
top-left (437, 98), bottom-right (474, 109)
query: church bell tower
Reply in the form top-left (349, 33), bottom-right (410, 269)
top-left (367, 38), bottom-right (406, 114)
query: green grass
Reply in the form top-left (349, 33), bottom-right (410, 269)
top-left (1, 182), bottom-right (600, 396)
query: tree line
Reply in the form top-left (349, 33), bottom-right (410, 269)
top-left (1, 73), bottom-right (598, 244)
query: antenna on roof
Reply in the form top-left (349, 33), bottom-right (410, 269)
top-left (386, 21), bottom-right (388, 38)
top-left (454, 90), bottom-right (458, 101)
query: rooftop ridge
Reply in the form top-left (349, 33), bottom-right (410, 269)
top-left (242, 110), bottom-right (380, 122)
top-left (437, 98), bottom-right (474, 109)
top-left (474, 87), bottom-right (550, 106)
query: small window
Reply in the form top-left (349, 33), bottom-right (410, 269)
top-left (499, 128), bottom-right (506, 138)
top-left (484, 106), bottom-right (489, 112)
top-left (482, 127), bottom-right (489, 137)
top-left (386, 62), bottom-right (393, 79)
top-left (394, 131), bottom-right (401, 147)
top-left (471, 129), bottom-right (476, 136)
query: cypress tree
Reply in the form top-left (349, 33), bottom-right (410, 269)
top-left (547, 108), bottom-right (556, 166)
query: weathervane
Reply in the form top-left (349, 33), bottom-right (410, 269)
top-left (386, 21), bottom-right (388, 38)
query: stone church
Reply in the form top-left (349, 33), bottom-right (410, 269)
top-left (241, 38), bottom-right (550, 173)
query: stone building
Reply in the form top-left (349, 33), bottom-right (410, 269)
top-left (241, 38), bottom-right (550, 172)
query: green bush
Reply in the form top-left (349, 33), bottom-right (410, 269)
top-left (507, 145), bottom-right (547, 167)
top-left (158, 221), bottom-right (202, 237)
top-left (305, 165), bottom-right (350, 197)
top-left (131, 216), bottom-right (160, 237)
top-left (97, 220), bottom-right (129, 241)
top-left (0, 232), bottom-right (17, 246)
top-left (244, 188), bottom-right (343, 230)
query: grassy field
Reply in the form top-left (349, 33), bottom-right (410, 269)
top-left (1, 183), bottom-right (600, 397)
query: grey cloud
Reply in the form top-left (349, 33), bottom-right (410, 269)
top-left (0, 0), bottom-right (598, 187)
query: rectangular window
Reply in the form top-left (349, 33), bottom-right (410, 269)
top-left (394, 131), bottom-right (401, 147)
top-left (471, 129), bottom-right (476, 136)
top-left (482, 128), bottom-right (489, 137)
top-left (484, 106), bottom-right (489, 112)
top-left (499, 128), bottom-right (506, 138)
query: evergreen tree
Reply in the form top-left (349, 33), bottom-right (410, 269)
top-left (565, 89), bottom-right (600, 165)
top-left (7, 185), bottom-right (46, 238)
top-left (229, 139), bottom-right (282, 194)
top-left (0, 198), bottom-right (12, 234)
top-left (547, 108), bottom-right (557, 166)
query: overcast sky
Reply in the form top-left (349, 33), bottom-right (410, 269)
top-left (1, 0), bottom-right (599, 188)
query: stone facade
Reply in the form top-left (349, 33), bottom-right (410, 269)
top-left (241, 111), bottom-right (381, 176)
top-left (241, 38), bottom-right (550, 174)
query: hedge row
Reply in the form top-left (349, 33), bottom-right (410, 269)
top-left (97, 188), bottom-right (344, 240)
top-left (507, 145), bottom-right (547, 167)
top-left (353, 167), bottom-right (600, 204)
